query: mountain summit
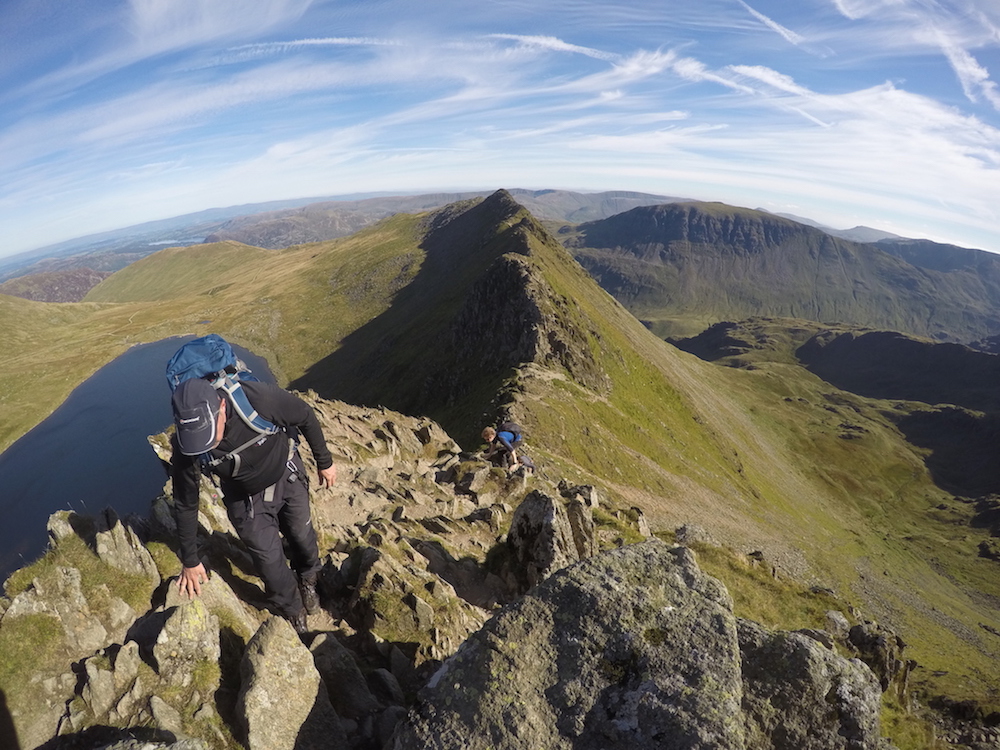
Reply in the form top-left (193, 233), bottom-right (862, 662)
top-left (291, 189), bottom-right (613, 440)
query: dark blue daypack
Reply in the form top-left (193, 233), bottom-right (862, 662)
top-left (497, 421), bottom-right (524, 445)
top-left (166, 334), bottom-right (279, 438)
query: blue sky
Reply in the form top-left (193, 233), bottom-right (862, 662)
top-left (2, 0), bottom-right (999, 258)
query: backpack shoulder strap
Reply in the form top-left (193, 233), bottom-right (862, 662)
top-left (215, 377), bottom-right (279, 435)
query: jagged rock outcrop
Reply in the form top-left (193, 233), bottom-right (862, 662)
top-left (0, 392), bottom-right (899, 750)
top-left (45, 508), bottom-right (162, 591)
top-left (446, 238), bottom-right (612, 396)
top-left (389, 541), bottom-right (887, 750)
top-left (504, 489), bottom-right (586, 592)
top-left (62, 599), bottom-right (223, 741)
top-left (0, 398), bottom-right (553, 748)
top-left (5, 565), bottom-right (110, 655)
top-left (846, 621), bottom-right (908, 692)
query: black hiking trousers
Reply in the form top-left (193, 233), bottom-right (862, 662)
top-left (224, 451), bottom-right (320, 618)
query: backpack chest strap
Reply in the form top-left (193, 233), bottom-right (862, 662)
top-left (206, 432), bottom-right (273, 470)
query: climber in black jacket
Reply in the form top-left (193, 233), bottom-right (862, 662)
top-left (170, 377), bottom-right (336, 633)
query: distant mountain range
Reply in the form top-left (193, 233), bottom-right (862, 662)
top-left (0, 189), bottom-right (683, 287)
top-left (767, 210), bottom-right (903, 242)
top-left (564, 200), bottom-right (1000, 345)
top-left (0, 267), bottom-right (112, 302)
top-left (0, 195), bottom-right (357, 282)
top-left (6, 187), bottom-right (1000, 352)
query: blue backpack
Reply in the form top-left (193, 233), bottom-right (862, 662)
top-left (497, 421), bottom-right (524, 445)
top-left (166, 334), bottom-right (278, 437)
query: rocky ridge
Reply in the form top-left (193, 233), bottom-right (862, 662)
top-left (0, 393), bottom-right (948, 750)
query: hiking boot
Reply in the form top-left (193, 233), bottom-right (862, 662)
top-left (288, 609), bottom-right (308, 636)
top-left (299, 577), bottom-right (321, 615)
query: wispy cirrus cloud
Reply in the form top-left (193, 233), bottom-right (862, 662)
top-left (938, 36), bottom-right (1000, 110)
top-left (672, 57), bottom-right (755, 93)
top-left (127, 0), bottom-right (315, 51)
top-left (728, 65), bottom-right (812, 96)
top-left (487, 34), bottom-right (621, 62)
top-left (1, 0), bottom-right (317, 110)
top-left (1, 0), bottom-right (999, 256)
top-left (737, 1), bottom-right (805, 45)
top-left (196, 37), bottom-right (401, 68)
top-left (825, 0), bottom-right (1000, 111)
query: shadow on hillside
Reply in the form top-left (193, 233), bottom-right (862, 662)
top-left (149, 528), bottom-right (272, 615)
top-left (797, 331), bottom-right (1000, 413)
top-left (204, 531), bottom-right (274, 610)
top-left (895, 408), bottom-right (1000, 498)
top-left (291, 686), bottom-right (345, 749)
top-left (289, 192), bottom-right (531, 444)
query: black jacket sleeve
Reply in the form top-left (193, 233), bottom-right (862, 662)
top-left (171, 435), bottom-right (204, 568)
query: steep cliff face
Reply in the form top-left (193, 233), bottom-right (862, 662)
top-left (443, 246), bottom-right (612, 409)
top-left (566, 202), bottom-right (1000, 342)
top-left (571, 201), bottom-right (808, 257)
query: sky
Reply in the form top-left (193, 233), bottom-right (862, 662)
top-left (2, 0), bottom-right (1000, 258)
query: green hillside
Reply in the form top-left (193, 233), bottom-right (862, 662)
top-left (0, 292), bottom-right (201, 452)
top-left (84, 241), bottom-right (275, 302)
top-left (452, 206), bottom-right (1000, 715)
top-left (2, 191), bottom-right (998, 729)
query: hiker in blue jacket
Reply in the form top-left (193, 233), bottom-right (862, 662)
top-left (482, 423), bottom-right (521, 470)
top-left (170, 377), bottom-right (336, 634)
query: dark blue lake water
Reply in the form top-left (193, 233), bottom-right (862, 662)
top-left (0, 337), bottom-right (273, 584)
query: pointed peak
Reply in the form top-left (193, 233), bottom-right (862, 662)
top-left (482, 188), bottom-right (520, 210)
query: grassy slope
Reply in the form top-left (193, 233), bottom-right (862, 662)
top-left (3, 196), bottom-right (998, 718)
top-left (0, 292), bottom-right (210, 452)
top-left (479, 212), bottom-right (1000, 713)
